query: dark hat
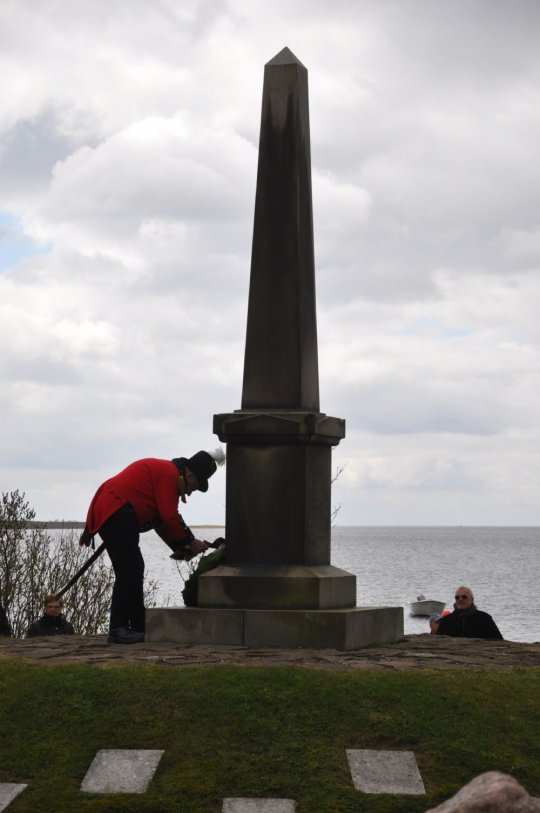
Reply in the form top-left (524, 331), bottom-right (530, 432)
top-left (172, 451), bottom-right (217, 492)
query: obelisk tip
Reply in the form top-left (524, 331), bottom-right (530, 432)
top-left (266, 47), bottom-right (306, 69)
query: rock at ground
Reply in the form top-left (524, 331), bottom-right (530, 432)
top-left (425, 771), bottom-right (540, 812)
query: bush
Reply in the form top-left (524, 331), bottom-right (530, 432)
top-left (0, 490), bottom-right (157, 637)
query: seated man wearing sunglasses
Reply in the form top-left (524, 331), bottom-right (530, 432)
top-left (435, 586), bottom-right (503, 640)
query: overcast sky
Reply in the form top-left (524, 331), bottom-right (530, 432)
top-left (1, 0), bottom-right (540, 526)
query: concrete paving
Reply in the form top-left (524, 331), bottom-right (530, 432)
top-left (223, 800), bottom-right (296, 813)
top-left (0, 784), bottom-right (27, 811)
top-left (80, 749), bottom-right (164, 794)
top-left (346, 749), bottom-right (426, 795)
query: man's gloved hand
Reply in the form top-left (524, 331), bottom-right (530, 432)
top-left (79, 528), bottom-right (92, 547)
top-left (189, 538), bottom-right (210, 555)
top-left (170, 538), bottom-right (210, 561)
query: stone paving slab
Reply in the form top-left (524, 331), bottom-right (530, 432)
top-left (0, 634), bottom-right (538, 671)
top-left (346, 749), bottom-right (426, 795)
top-left (223, 800), bottom-right (295, 813)
top-left (80, 749), bottom-right (164, 794)
top-left (0, 784), bottom-right (27, 811)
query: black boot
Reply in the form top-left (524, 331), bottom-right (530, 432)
top-left (108, 626), bottom-right (145, 644)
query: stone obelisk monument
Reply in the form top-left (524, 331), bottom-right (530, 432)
top-left (206, 47), bottom-right (352, 603)
top-left (147, 48), bottom-right (403, 648)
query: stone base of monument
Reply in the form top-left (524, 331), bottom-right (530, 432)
top-left (145, 605), bottom-right (403, 650)
top-left (196, 564), bottom-right (357, 609)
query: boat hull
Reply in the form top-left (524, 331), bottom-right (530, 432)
top-left (409, 600), bottom-right (446, 617)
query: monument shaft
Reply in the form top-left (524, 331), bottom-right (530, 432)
top-left (242, 49), bottom-right (319, 411)
top-left (210, 46), bottom-right (346, 594)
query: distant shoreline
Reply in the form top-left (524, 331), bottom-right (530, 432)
top-left (30, 522), bottom-right (225, 530)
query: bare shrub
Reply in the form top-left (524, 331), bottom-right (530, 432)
top-left (0, 490), bottom-right (158, 637)
top-left (331, 463), bottom-right (346, 526)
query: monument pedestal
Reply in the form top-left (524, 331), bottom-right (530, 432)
top-left (146, 605), bottom-right (404, 650)
top-left (197, 564), bottom-right (356, 609)
top-left (213, 411), bottom-right (345, 567)
top-left (146, 561), bottom-right (404, 650)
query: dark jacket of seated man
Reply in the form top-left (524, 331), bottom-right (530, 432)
top-left (436, 585), bottom-right (503, 640)
top-left (0, 602), bottom-right (11, 637)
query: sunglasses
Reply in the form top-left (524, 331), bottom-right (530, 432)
top-left (454, 594), bottom-right (471, 600)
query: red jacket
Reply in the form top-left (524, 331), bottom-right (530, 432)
top-left (83, 458), bottom-right (192, 548)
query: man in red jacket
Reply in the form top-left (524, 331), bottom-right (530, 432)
top-left (80, 449), bottom-right (224, 644)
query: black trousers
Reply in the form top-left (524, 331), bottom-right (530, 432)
top-left (99, 504), bottom-right (145, 633)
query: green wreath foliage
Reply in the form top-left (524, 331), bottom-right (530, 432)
top-left (181, 545), bottom-right (225, 607)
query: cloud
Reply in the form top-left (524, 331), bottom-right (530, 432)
top-left (1, 0), bottom-right (540, 524)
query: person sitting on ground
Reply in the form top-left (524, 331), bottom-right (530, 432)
top-left (435, 586), bottom-right (503, 640)
top-left (0, 600), bottom-right (11, 637)
top-left (27, 593), bottom-right (75, 637)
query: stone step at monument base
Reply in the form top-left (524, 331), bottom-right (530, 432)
top-left (145, 606), bottom-right (403, 650)
top-left (197, 564), bottom-right (357, 609)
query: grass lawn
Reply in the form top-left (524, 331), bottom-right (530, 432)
top-left (0, 659), bottom-right (538, 812)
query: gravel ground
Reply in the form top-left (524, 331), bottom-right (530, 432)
top-left (1, 634), bottom-right (539, 671)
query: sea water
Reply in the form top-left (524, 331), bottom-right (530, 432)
top-left (139, 526), bottom-right (540, 644)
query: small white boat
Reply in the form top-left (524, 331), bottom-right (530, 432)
top-left (409, 594), bottom-right (446, 617)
